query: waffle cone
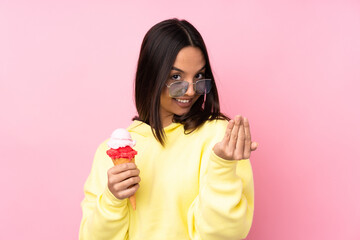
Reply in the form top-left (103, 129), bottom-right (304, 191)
top-left (112, 157), bottom-right (136, 210)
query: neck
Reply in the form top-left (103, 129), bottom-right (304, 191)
top-left (161, 114), bottom-right (174, 128)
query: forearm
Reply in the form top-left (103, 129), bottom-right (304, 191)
top-left (188, 151), bottom-right (254, 240)
top-left (79, 187), bottom-right (129, 240)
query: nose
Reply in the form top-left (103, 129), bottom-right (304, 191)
top-left (185, 79), bottom-right (195, 96)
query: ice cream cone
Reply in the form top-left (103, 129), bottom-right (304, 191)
top-left (112, 157), bottom-right (136, 210)
top-left (107, 128), bottom-right (138, 211)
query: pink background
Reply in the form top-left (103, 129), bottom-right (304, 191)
top-left (1, 0), bottom-right (359, 239)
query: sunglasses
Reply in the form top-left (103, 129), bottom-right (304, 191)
top-left (165, 79), bottom-right (212, 98)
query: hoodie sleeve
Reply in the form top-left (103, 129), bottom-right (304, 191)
top-left (79, 141), bottom-right (130, 240)
top-left (187, 121), bottom-right (255, 240)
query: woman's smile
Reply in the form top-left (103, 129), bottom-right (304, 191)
top-left (173, 97), bottom-right (193, 107)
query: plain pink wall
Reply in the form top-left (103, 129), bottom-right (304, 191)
top-left (1, 0), bottom-right (359, 239)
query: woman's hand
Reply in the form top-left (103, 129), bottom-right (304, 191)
top-left (213, 115), bottom-right (258, 161)
top-left (107, 163), bottom-right (141, 200)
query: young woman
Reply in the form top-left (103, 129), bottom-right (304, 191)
top-left (80, 18), bottom-right (258, 240)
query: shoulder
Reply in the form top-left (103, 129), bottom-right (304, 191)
top-left (96, 139), bottom-right (111, 155)
top-left (199, 119), bottom-right (229, 132)
top-left (183, 119), bottom-right (229, 149)
top-left (127, 120), bottom-right (152, 138)
top-left (193, 119), bottom-right (229, 138)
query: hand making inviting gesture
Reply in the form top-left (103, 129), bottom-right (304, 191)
top-left (213, 115), bottom-right (258, 161)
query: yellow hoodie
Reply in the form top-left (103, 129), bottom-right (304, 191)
top-left (79, 119), bottom-right (254, 240)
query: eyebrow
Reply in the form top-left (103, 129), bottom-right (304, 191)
top-left (171, 65), bottom-right (206, 73)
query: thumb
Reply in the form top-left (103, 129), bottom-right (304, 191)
top-left (251, 142), bottom-right (258, 151)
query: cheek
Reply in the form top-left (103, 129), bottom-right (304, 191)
top-left (160, 88), bottom-right (172, 107)
top-left (161, 86), bottom-right (170, 98)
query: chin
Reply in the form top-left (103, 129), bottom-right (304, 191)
top-left (174, 104), bottom-right (199, 117)
top-left (174, 110), bottom-right (190, 117)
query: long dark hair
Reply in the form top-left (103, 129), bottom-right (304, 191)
top-left (133, 18), bottom-right (228, 145)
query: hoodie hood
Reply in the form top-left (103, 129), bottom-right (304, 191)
top-left (127, 120), bottom-right (182, 138)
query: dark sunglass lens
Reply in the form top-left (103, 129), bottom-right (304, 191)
top-left (195, 80), bottom-right (212, 94)
top-left (169, 81), bottom-right (188, 97)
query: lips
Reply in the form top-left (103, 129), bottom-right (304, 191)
top-left (173, 98), bottom-right (192, 107)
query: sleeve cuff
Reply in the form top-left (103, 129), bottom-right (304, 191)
top-left (208, 150), bottom-right (240, 180)
top-left (101, 186), bottom-right (127, 207)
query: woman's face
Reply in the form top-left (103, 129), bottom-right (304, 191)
top-left (160, 46), bottom-right (206, 127)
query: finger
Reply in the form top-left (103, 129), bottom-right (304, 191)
top-left (251, 142), bottom-right (258, 151)
top-left (235, 116), bottom-right (245, 159)
top-left (110, 163), bottom-right (138, 174)
top-left (222, 119), bottom-right (235, 145)
top-left (118, 183), bottom-right (140, 199)
top-left (117, 176), bottom-right (141, 190)
top-left (228, 115), bottom-right (241, 152)
top-left (243, 117), bottom-right (252, 159)
top-left (113, 169), bottom-right (140, 182)
top-left (110, 169), bottom-right (140, 184)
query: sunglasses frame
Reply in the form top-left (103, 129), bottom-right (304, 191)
top-left (165, 79), bottom-right (212, 98)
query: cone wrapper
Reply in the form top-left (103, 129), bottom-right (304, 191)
top-left (112, 157), bottom-right (136, 210)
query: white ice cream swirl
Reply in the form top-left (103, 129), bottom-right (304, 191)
top-left (107, 128), bottom-right (136, 149)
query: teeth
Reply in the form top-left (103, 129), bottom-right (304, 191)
top-left (175, 99), bottom-right (190, 103)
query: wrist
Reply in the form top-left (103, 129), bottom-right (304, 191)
top-left (102, 186), bottom-right (127, 207)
